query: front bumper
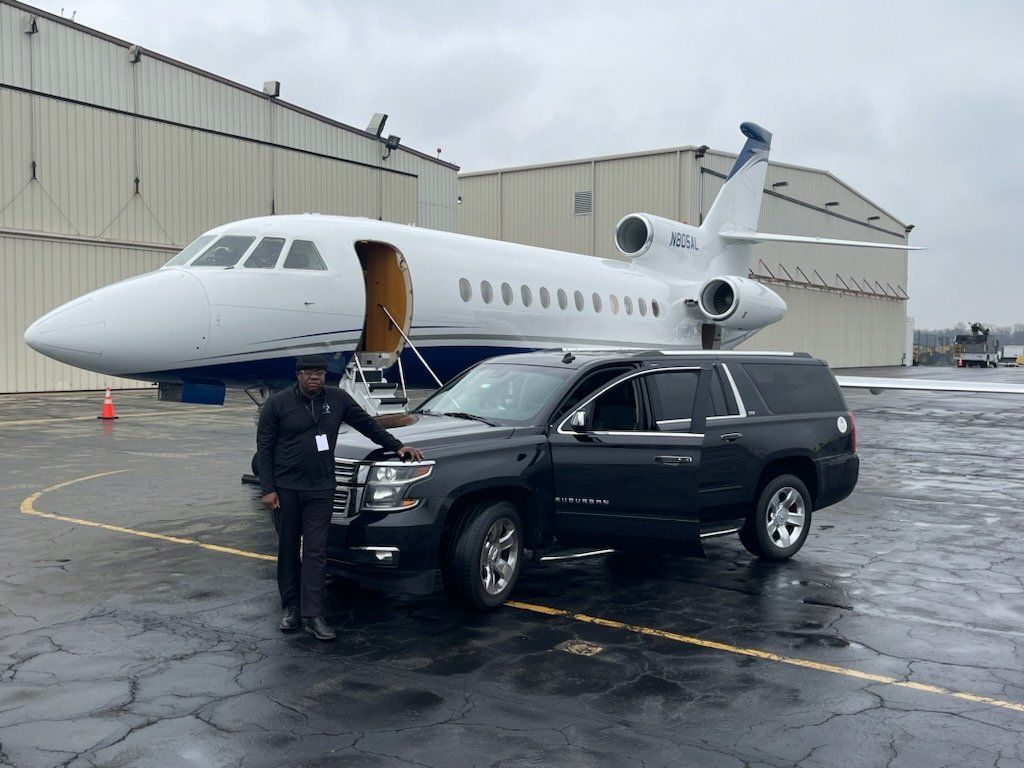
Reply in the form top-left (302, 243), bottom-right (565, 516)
top-left (326, 462), bottom-right (442, 594)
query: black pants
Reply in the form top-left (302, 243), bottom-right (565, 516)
top-left (275, 487), bottom-right (333, 618)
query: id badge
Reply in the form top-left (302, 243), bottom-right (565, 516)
top-left (315, 433), bottom-right (329, 452)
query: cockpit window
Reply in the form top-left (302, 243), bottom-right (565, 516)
top-left (243, 237), bottom-right (286, 269)
top-left (283, 240), bottom-right (327, 271)
top-left (163, 235), bottom-right (216, 267)
top-left (191, 235), bottom-right (256, 267)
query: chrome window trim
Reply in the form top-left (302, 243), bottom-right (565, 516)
top-left (720, 363), bottom-right (747, 418)
top-left (555, 366), bottom-right (702, 437)
top-left (591, 430), bottom-right (704, 439)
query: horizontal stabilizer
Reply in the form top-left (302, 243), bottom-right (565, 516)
top-left (720, 231), bottom-right (923, 251)
top-left (836, 376), bottom-right (1024, 395)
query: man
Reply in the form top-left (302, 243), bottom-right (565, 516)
top-left (256, 354), bottom-right (423, 640)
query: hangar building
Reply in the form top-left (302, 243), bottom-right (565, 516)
top-left (459, 146), bottom-right (913, 368)
top-left (0, 0), bottom-right (458, 393)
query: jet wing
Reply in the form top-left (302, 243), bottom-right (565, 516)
top-left (836, 376), bottom-right (1024, 395)
top-left (720, 231), bottom-right (924, 251)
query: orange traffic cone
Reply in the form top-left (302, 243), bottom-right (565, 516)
top-left (97, 387), bottom-right (119, 420)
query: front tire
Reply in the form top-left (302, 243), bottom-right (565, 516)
top-left (446, 500), bottom-right (523, 610)
top-left (740, 474), bottom-right (812, 561)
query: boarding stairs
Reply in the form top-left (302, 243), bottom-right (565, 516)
top-left (340, 352), bottom-right (410, 416)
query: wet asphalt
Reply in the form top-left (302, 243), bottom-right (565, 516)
top-left (1, 367), bottom-right (1022, 768)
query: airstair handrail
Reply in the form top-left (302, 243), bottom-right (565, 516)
top-left (378, 304), bottom-right (443, 388)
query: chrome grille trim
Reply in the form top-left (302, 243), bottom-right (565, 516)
top-left (332, 458), bottom-right (363, 520)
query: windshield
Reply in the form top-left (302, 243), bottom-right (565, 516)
top-left (163, 235), bottom-right (216, 267)
top-left (416, 362), bottom-right (574, 426)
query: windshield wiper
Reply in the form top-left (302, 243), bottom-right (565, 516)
top-left (440, 411), bottom-right (497, 426)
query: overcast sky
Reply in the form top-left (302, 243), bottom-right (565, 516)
top-left (34, 0), bottom-right (1024, 328)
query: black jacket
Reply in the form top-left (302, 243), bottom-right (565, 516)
top-left (256, 385), bottom-right (403, 495)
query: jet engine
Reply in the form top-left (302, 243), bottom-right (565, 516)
top-left (697, 275), bottom-right (787, 331)
top-left (615, 213), bottom-right (700, 258)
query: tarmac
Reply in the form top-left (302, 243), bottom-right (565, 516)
top-left (1, 367), bottom-right (1022, 768)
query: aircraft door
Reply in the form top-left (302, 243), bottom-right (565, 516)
top-left (354, 241), bottom-right (413, 357)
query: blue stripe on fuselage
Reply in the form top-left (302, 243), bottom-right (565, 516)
top-left (124, 345), bottom-right (538, 391)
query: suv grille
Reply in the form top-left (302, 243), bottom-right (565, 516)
top-left (333, 458), bottom-right (362, 520)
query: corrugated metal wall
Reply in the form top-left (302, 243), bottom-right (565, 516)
top-left (459, 147), bottom-right (910, 367)
top-left (0, 0), bottom-right (454, 391)
top-left (0, 235), bottom-right (167, 392)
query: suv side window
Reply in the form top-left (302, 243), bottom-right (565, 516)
top-left (709, 365), bottom-right (739, 417)
top-left (551, 366), bottom-right (633, 423)
top-left (743, 362), bottom-right (845, 414)
top-left (591, 378), bottom-right (642, 431)
top-left (647, 370), bottom-right (701, 431)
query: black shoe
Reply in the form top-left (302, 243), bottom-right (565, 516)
top-left (280, 605), bottom-right (300, 632)
top-left (303, 615), bottom-right (336, 641)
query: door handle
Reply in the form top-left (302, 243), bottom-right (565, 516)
top-left (720, 432), bottom-right (743, 442)
top-left (655, 455), bottom-right (693, 465)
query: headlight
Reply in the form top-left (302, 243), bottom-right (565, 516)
top-left (371, 464), bottom-right (432, 484)
top-left (361, 461), bottom-right (434, 512)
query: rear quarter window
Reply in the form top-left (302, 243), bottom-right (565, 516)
top-left (743, 362), bottom-right (845, 414)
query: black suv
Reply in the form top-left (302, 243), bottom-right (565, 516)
top-left (327, 350), bottom-right (859, 609)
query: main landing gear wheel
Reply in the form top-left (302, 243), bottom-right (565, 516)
top-left (740, 474), bottom-right (811, 561)
top-left (446, 500), bottom-right (523, 610)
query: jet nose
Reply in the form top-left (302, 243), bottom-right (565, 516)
top-left (24, 297), bottom-right (105, 367)
top-left (25, 270), bottom-right (211, 376)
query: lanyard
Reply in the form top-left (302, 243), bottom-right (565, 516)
top-left (296, 388), bottom-right (324, 428)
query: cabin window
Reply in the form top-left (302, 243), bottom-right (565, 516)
top-left (638, 297), bottom-right (648, 317)
top-left (501, 282), bottom-right (513, 306)
top-left (574, 291), bottom-right (584, 311)
top-left (459, 278), bottom-right (472, 302)
top-left (592, 292), bottom-right (602, 313)
top-left (191, 235), bottom-right (255, 267)
top-left (243, 237), bottom-right (285, 269)
top-left (557, 289), bottom-right (568, 310)
top-left (481, 280), bottom-right (494, 304)
top-left (610, 294), bottom-right (619, 314)
top-left (651, 299), bottom-right (661, 318)
top-left (521, 285), bottom-right (533, 307)
top-left (164, 235), bottom-right (215, 267)
top-left (624, 296), bottom-right (634, 315)
top-left (540, 287), bottom-right (551, 309)
top-left (283, 240), bottom-right (327, 270)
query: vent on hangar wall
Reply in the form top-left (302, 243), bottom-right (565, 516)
top-left (573, 191), bottom-right (593, 216)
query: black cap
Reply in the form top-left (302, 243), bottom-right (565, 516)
top-left (295, 354), bottom-right (329, 371)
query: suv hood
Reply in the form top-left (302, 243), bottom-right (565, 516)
top-left (335, 413), bottom-right (516, 458)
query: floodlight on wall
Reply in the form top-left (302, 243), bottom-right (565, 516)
top-left (457, 195), bottom-right (463, 205)
top-left (772, 181), bottom-right (789, 188)
top-left (262, 80), bottom-right (281, 98)
top-left (23, 14), bottom-right (38, 34)
top-left (867, 215), bottom-right (880, 221)
top-left (825, 201), bottom-right (839, 207)
top-left (128, 44), bottom-right (142, 64)
top-left (382, 134), bottom-right (401, 160)
top-left (694, 145), bottom-right (709, 159)
top-left (366, 113), bottom-right (388, 137)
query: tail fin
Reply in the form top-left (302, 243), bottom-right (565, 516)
top-left (700, 122), bottom-right (771, 237)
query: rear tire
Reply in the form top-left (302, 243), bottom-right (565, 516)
top-left (740, 474), bottom-right (812, 561)
top-left (445, 500), bottom-right (523, 610)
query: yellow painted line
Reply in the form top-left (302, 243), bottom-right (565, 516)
top-left (505, 601), bottom-right (1024, 713)
top-left (0, 406), bottom-right (251, 428)
top-left (18, 473), bottom-right (1024, 715)
top-left (19, 471), bottom-right (275, 562)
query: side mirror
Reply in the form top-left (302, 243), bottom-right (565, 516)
top-left (569, 410), bottom-right (588, 432)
